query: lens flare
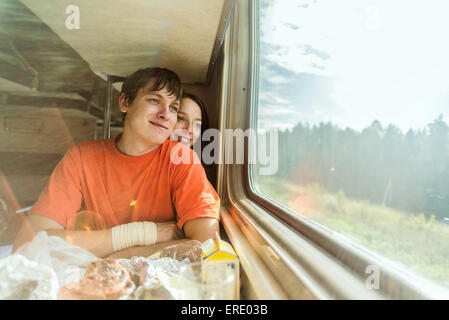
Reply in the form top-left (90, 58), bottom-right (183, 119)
top-left (67, 210), bottom-right (107, 231)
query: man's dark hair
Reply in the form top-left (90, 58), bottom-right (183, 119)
top-left (120, 67), bottom-right (182, 122)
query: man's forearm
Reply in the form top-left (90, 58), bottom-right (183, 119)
top-left (37, 229), bottom-right (187, 259)
top-left (46, 229), bottom-right (114, 258)
top-left (13, 215), bottom-right (185, 258)
top-left (106, 239), bottom-right (191, 259)
top-left (12, 214), bottom-right (114, 256)
top-left (17, 228), bottom-right (185, 259)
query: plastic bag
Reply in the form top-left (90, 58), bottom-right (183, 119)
top-left (129, 259), bottom-right (237, 300)
top-left (119, 239), bottom-right (205, 300)
top-left (15, 231), bottom-right (98, 288)
top-left (146, 239), bottom-right (203, 262)
top-left (116, 239), bottom-right (237, 300)
top-left (0, 254), bottom-right (59, 300)
top-left (59, 258), bottom-right (136, 300)
top-left (118, 256), bottom-right (196, 300)
top-left (54, 240), bottom-right (202, 300)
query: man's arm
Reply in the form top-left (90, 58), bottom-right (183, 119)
top-left (13, 214), bottom-right (114, 257)
top-left (183, 217), bottom-right (219, 243)
top-left (106, 239), bottom-right (191, 259)
top-left (13, 214), bottom-right (185, 258)
top-left (105, 217), bottom-right (219, 259)
top-left (170, 145), bottom-right (221, 244)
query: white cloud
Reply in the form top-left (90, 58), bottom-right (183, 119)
top-left (259, 92), bottom-right (291, 105)
top-left (266, 75), bottom-right (290, 85)
top-left (257, 118), bottom-right (297, 131)
top-left (258, 0), bottom-right (449, 131)
top-left (257, 106), bottom-right (306, 117)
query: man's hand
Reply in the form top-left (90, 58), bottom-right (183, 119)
top-left (156, 222), bottom-right (184, 243)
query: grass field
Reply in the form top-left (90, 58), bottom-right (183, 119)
top-left (256, 175), bottom-right (449, 289)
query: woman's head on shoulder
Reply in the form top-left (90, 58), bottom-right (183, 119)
top-left (171, 92), bottom-right (209, 148)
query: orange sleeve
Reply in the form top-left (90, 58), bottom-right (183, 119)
top-left (29, 146), bottom-right (83, 228)
top-left (171, 148), bottom-right (220, 230)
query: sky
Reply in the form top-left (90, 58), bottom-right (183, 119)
top-left (257, 0), bottom-right (449, 132)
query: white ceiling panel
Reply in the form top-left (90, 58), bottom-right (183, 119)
top-left (19, 0), bottom-right (228, 84)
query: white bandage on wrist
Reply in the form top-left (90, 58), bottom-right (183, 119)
top-left (111, 221), bottom-right (157, 252)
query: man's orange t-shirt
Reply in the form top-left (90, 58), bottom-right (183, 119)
top-left (30, 138), bottom-right (220, 230)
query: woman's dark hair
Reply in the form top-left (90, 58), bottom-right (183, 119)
top-left (181, 92), bottom-right (209, 138)
top-left (120, 67), bottom-right (182, 122)
top-left (182, 92), bottom-right (216, 187)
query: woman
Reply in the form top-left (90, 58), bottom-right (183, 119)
top-left (171, 92), bottom-right (216, 186)
top-left (171, 92), bottom-right (209, 148)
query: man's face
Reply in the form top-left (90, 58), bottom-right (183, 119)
top-left (119, 81), bottom-right (180, 147)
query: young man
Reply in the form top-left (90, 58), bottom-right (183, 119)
top-left (13, 67), bottom-right (220, 259)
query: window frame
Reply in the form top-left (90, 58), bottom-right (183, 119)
top-left (219, 0), bottom-right (382, 300)
top-left (221, 0), bottom-right (448, 299)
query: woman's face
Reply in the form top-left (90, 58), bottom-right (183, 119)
top-left (171, 98), bottom-right (202, 147)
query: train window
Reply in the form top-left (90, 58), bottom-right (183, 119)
top-left (251, 0), bottom-right (449, 290)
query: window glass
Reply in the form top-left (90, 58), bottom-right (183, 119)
top-left (253, 0), bottom-right (449, 290)
top-left (0, 1), bottom-right (122, 247)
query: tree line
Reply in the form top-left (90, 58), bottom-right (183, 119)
top-left (266, 115), bottom-right (449, 221)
